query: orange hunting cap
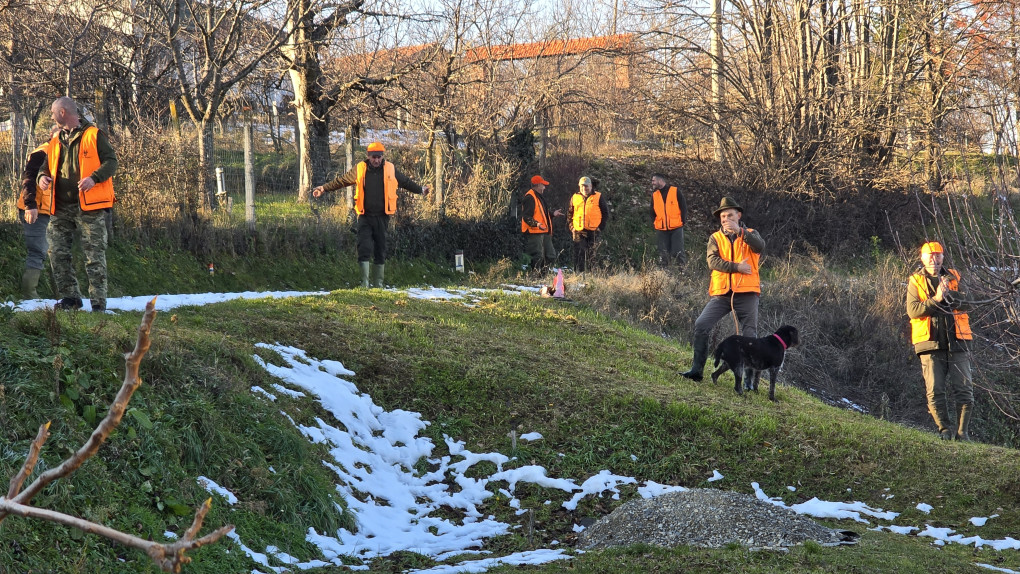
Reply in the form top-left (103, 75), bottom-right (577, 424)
top-left (920, 241), bottom-right (943, 256)
top-left (531, 175), bottom-right (550, 186)
top-left (367, 142), bottom-right (385, 153)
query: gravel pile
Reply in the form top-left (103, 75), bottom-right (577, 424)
top-left (578, 488), bottom-right (859, 552)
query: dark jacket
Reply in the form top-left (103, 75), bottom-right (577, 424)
top-left (521, 188), bottom-right (553, 233)
top-left (39, 121), bottom-right (118, 206)
top-left (20, 149), bottom-right (48, 211)
top-left (321, 160), bottom-right (423, 216)
top-left (906, 267), bottom-right (970, 354)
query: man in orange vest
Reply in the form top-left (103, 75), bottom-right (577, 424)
top-left (312, 142), bottom-right (430, 288)
top-left (906, 241), bottom-right (974, 440)
top-left (38, 97), bottom-right (118, 312)
top-left (16, 127), bottom-right (59, 299)
top-left (650, 173), bottom-right (687, 267)
top-left (567, 176), bottom-right (607, 272)
top-left (681, 197), bottom-right (765, 381)
top-left (520, 175), bottom-right (564, 274)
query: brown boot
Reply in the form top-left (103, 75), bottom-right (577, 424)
top-left (956, 404), bottom-right (972, 441)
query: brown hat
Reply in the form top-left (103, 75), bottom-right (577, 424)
top-left (713, 196), bottom-right (743, 218)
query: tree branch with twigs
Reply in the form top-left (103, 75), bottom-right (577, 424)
top-left (0, 298), bottom-right (234, 573)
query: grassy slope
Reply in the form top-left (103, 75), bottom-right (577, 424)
top-left (1, 289), bottom-right (1018, 573)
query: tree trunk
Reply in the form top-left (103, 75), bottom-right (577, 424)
top-left (285, 6), bottom-right (334, 202)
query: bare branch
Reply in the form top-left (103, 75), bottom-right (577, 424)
top-left (0, 297), bottom-right (234, 572)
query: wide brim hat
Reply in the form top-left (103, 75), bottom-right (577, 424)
top-left (713, 196), bottom-right (743, 218)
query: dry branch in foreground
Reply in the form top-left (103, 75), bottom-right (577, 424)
top-left (0, 297), bottom-right (234, 573)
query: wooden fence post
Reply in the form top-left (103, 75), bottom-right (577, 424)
top-left (244, 114), bottom-right (256, 231)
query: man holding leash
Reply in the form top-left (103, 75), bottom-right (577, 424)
top-left (312, 142), bottom-right (430, 288)
top-left (906, 241), bottom-right (974, 441)
top-left (681, 197), bottom-right (765, 381)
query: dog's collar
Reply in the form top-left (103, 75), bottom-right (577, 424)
top-left (773, 333), bottom-right (788, 350)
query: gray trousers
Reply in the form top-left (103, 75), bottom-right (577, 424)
top-left (48, 202), bottom-right (109, 306)
top-left (22, 212), bottom-right (50, 270)
top-left (656, 227), bottom-right (685, 266)
top-left (694, 293), bottom-right (759, 339)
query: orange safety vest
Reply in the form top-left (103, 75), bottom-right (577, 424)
top-left (48, 126), bottom-right (115, 211)
top-left (354, 160), bottom-right (398, 215)
top-left (708, 230), bottom-right (761, 295)
top-left (910, 269), bottom-right (972, 344)
top-left (17, 141), bottom-right (55, 213)
top-left (571, 191), bottom-right (602, 232)
top-left (521, 188), bottom-right (551, 234)
top-left (653, 186), bottom-right (683, 231)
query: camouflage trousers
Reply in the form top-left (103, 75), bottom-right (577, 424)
top-left (47, 203), bottom-right (108, 308)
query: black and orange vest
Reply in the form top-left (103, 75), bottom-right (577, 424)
top-left (708, 230), bottom-right (761, 295)
top-left (17, 141), bottom-right (54, 214)
top-left (355, 160), bottom-right (398, 215)
top-left (521, 188), bottom-right (551, 234)
top-left (48, 126), bottom-right (115, 211)
top-left (653, 186), bottom-right (683, 231)
top-left (571, 191), bottom-right (602, 232)
top-left (910, 269), bottom-right (972, 345)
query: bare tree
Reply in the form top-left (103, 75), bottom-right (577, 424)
top-left (0, 299), bottom-right (233, 573)
top-left (136, 0), bottom-right (296, 210)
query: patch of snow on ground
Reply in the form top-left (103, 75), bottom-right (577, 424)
top-left (8, 290), bottom-right (331, 312)
top-left (972, 515), bottom-right (999, 527)
top-left (196, 476), bottom-right (238, 505)
top-left (520, 432), bottom-right (543, 441)
top-left (708, 470), bottom-right (724, 482)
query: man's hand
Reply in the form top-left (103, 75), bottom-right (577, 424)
top-left (78, 177), bottom-right (95, 192)
top-left (722, 219), bottom-right (740, 234)
top-left (39, 175), bottom-right (52, 190)
top-left (538, 223), bottom-right (547, 231)
top-left (736, 258), bottom-right (752, 275)
top-left (24, 209), bottom-right (38, 225)
top-left (422, 184), bottom-right (432, 195)
top-left (933, 277), bottom-right (948, 303)
top-left (311, 186), bottom-right (325, 198)
top-left (552, 208), bottom-right (564, 217)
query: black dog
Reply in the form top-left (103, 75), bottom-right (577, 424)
top-left (710, 325), bottom-right (799, 401)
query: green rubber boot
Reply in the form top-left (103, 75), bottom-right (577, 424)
top-left (372, 264), bottom-right (385, 289)
top-left (360, 261), bottom-right (371, 288)
top-left (21, 267), bottom-right (42, 299)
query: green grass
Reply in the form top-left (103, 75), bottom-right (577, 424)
top-left (2, 288), bottom-right (1018, 573)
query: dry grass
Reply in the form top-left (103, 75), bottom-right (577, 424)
top-left (557, 253), bottom-right (1013, 441)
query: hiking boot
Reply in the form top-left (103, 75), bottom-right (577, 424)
top-left (91, 302), bottom-right (106, 313)
top-left (54, 297), bottom-right (83, 311)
